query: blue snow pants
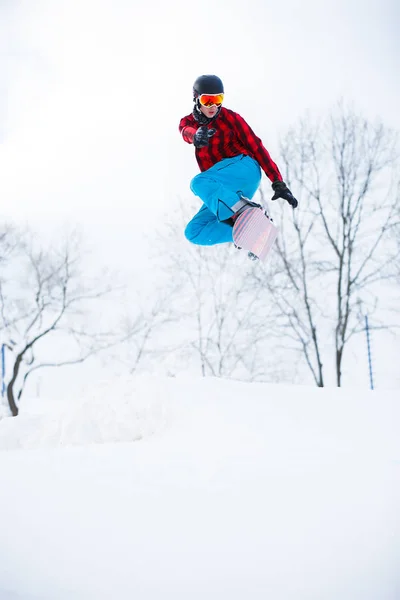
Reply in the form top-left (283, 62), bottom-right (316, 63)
top-left (185, 154), bottom-right (262, 246)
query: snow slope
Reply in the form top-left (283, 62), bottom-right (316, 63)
top-left (0, 376), bottom-right (399, 600)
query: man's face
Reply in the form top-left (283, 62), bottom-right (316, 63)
top-left (199, 103), bottom-right (219, 119)
top-left (196, 92), bottom-right (224, 119)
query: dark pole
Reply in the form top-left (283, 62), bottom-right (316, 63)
top-left (1, 344), bottom-right (5, 397)
top-left (365, 315), bottom-right (374, 390)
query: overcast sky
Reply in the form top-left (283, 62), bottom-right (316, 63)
top-left (0, 1), bottom-right (399, 391)
top-left (1, 0), bottom-right (399, 231)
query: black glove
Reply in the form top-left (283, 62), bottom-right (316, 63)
top-left (193, 126), bottom-right (216, 148)
top-left (271, 181), bottom-right (298, 208)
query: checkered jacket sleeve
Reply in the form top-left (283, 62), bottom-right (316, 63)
top-left (229, 111), bottom-right (283, 182)
top-left (179, 115), bottom-right (196, 144)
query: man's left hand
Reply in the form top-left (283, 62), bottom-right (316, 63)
top-left (271, 181), bottom-right (298, 208)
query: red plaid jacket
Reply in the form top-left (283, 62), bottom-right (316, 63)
top-left (179, 107), bottom-right (282, 182)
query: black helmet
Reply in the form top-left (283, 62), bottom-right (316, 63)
top-left (193, 75), bottom-right (224, 99)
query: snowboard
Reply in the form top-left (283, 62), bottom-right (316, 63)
top-left (232, 206), bottom-right (278, 261)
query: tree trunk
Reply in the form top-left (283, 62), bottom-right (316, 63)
top-left (336, 348), bottom-right (343, 387)
top-left (7, 352), bottom-right (23, 417)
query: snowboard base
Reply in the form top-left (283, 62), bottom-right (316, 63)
top-left (232, 207), bottom-right (278, 261)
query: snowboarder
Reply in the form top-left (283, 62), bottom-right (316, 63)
top-left (179, 74), bottom-right (298, 247)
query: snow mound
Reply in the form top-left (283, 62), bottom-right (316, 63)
top-left (0, 376), bottom-right (170, 450)
top-left (0, 377), bottom-right (399, 600)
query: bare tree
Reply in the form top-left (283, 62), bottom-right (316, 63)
top-left (0, 228), bottom-right (121, 416)
top-left (113, 280), bottom-right (185, 375)
top-left (392, 193), bottom-right (400, 283)
top-left (156, 201), bottom-right (281, 381)
top-left (254, 102), bottom-right (400, 386)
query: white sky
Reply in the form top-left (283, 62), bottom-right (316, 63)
top-left (1, 0), bottom-right (399, 230)
top-left (0, 0), bottom-right (399, 390)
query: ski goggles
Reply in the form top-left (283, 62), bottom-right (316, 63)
top-left (198, 93), bottom-right (224, 107)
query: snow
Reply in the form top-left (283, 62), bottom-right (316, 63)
top-left (0, 376), bottom-right (399, 600)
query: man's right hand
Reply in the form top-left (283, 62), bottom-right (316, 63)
top-left (193, 126), bottom-right (216, 148)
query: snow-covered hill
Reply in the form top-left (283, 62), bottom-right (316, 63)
top-left (0, 376), bottom-right (399, 600)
